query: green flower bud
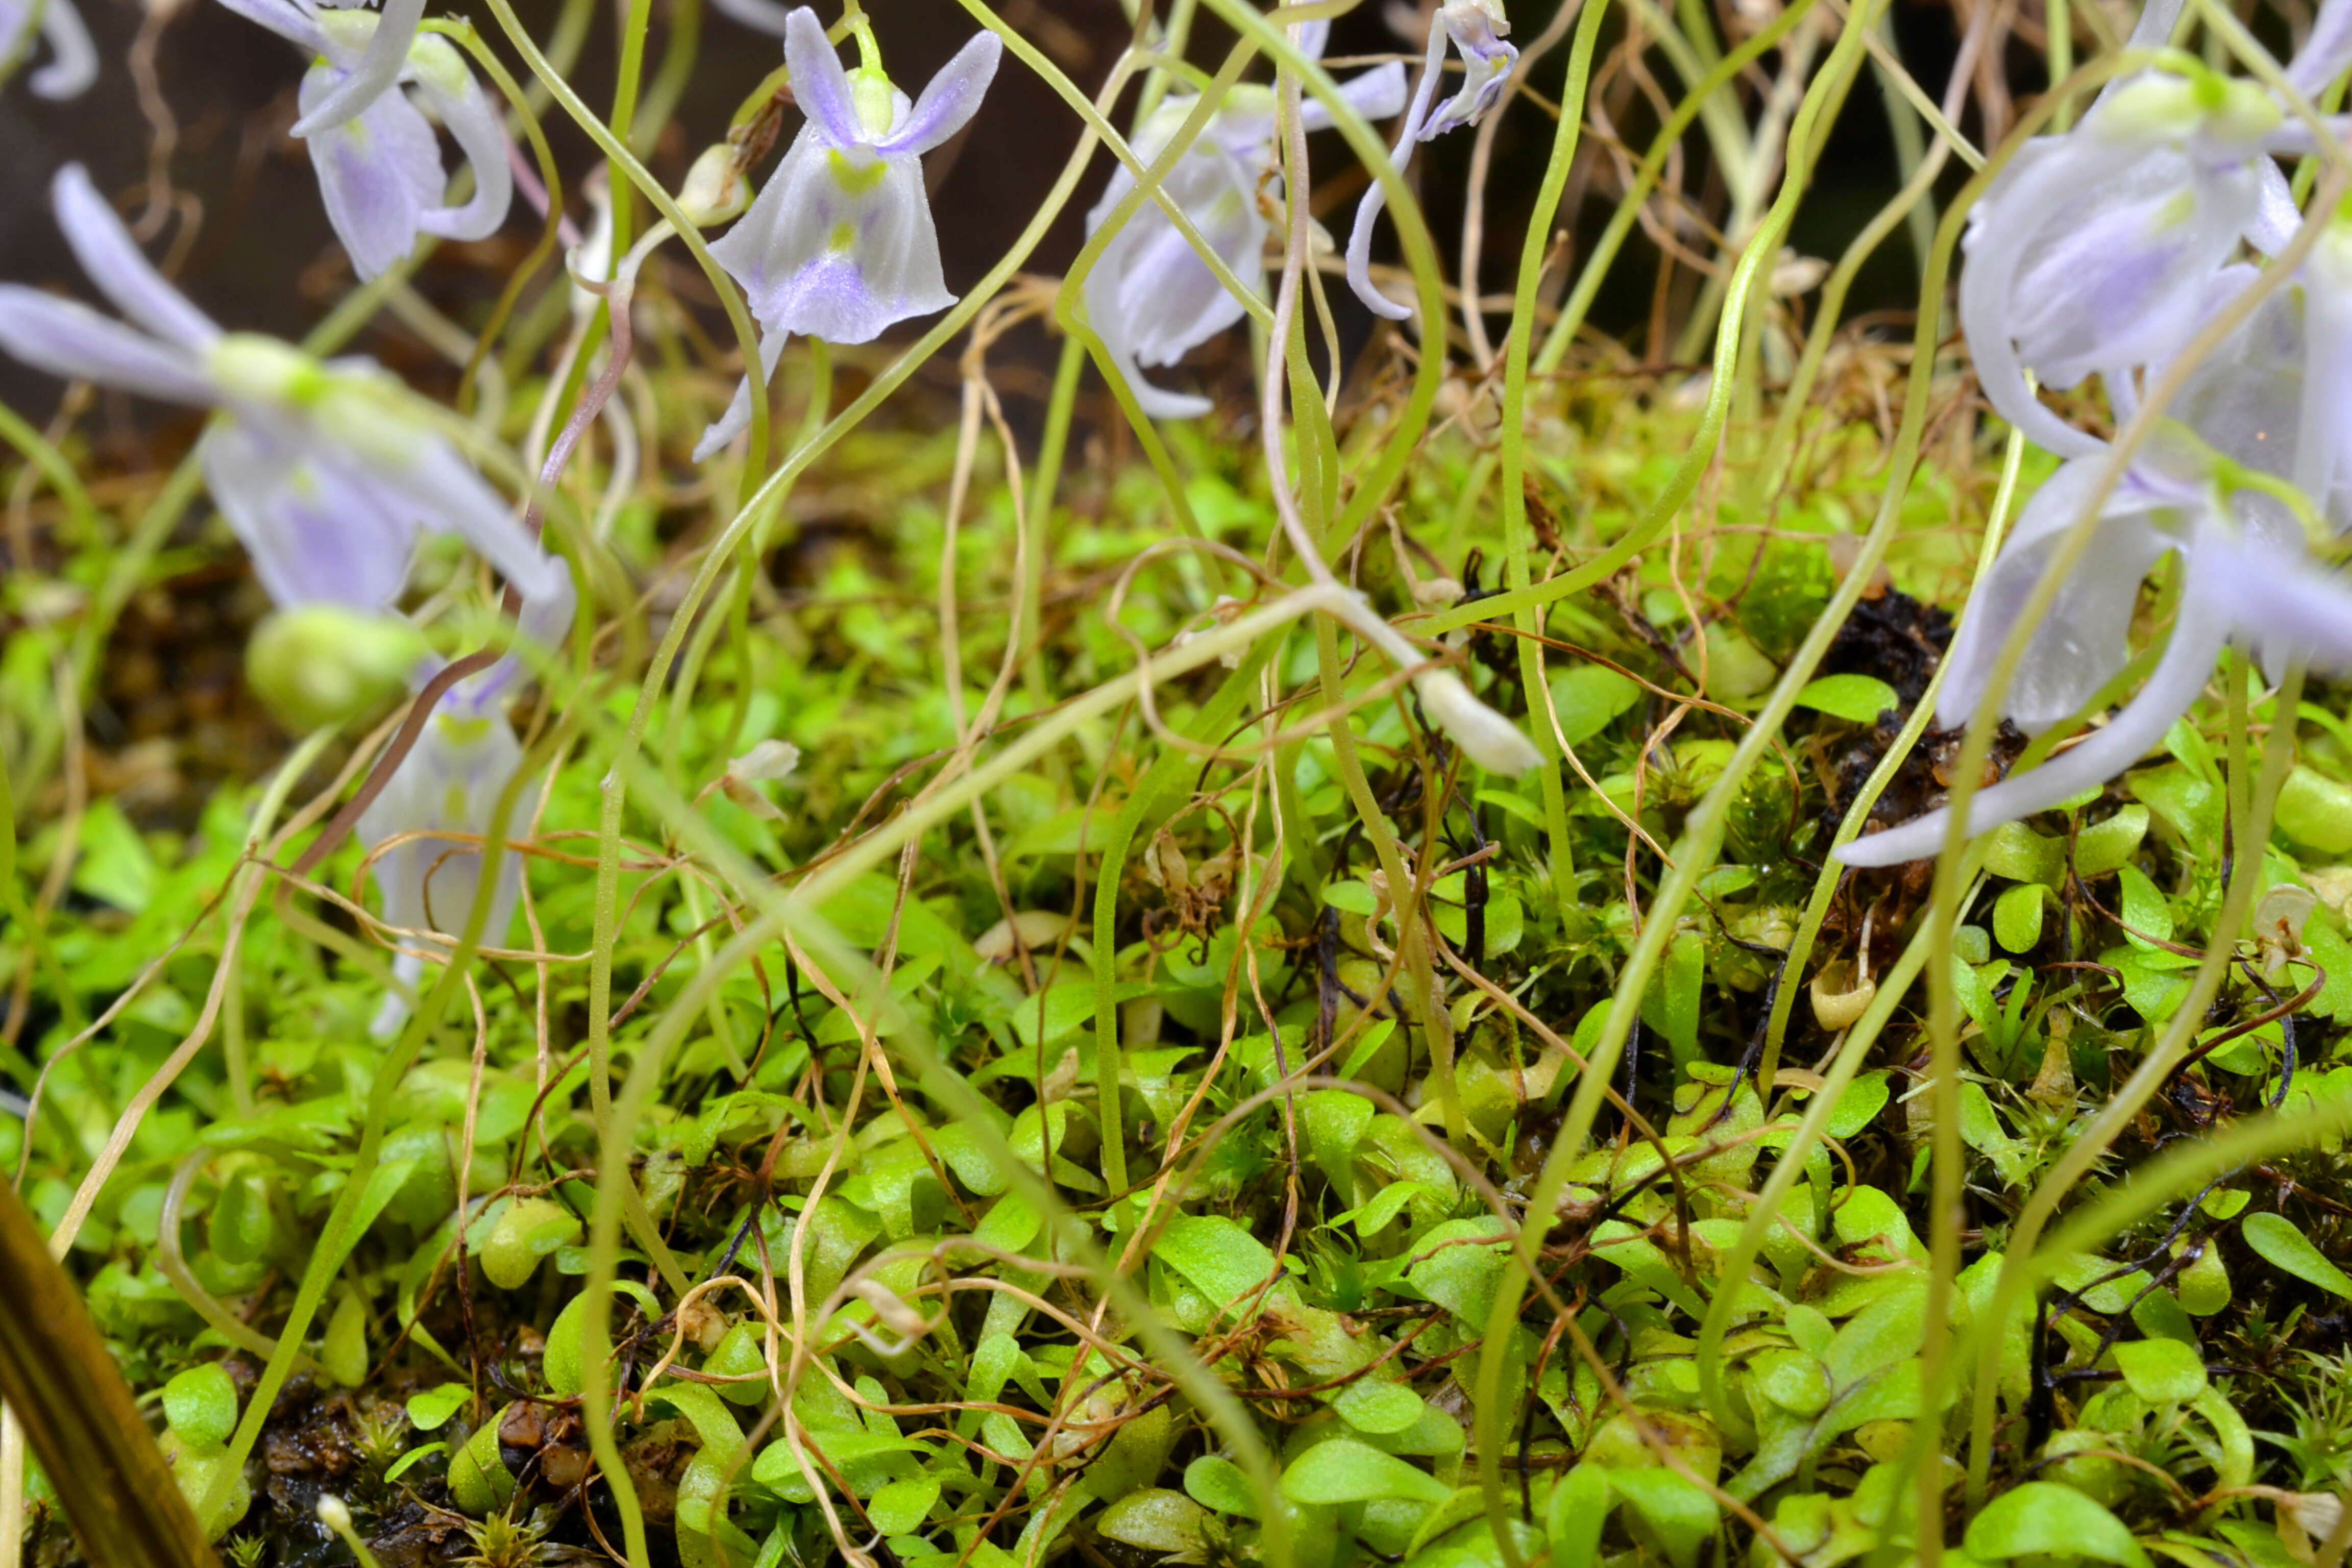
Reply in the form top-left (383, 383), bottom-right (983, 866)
top-left (246, 605), bottom-right (427, 732)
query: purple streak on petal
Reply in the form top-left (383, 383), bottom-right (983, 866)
top-left (29, 0), bottom-right (95, 98)
top-left (706, 0), bottom-right (795, 35)
top-left (692, 325), bottom-right (790, 461)
top-left (201, 423), bottom-right (420, 609)
top-left (289, 0), bottom-right (424, 135)
top-left (51, 164), bottom-right (221, 349)
top-left (414, 65), bottom-right (515, 242)
top-left (304, 67), bottom-right (443, 280)
top-left (783, 6), bottom-right (861, 147)
top-left (1421, 12), bottom-right (1516, 141)
top-left (1840, 554), bottom-right (2229, 868)
top-left (874, 31), bottom-right (1000, 156)
top-left (1295, 19), bottom-right (1329, 61)
top-left (0, 285), bottom-right (216, 402)
top-left (207, 0), bottom-right (326, 48)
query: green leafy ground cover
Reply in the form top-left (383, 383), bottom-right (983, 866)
top-left (9, 0), bottom-right (2352, 1565)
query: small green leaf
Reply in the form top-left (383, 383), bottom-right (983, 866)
top-left (1982, 823), bottom-right (2063, 888)
top-left (321, 1290), bottom-right (369, 1388)
top-left (480, 1197), bottom-right (580, 1291)
top-left (1098, 1489), bottom-right (1211, 1559)
top-left (2112, 1337), bottom-right (2207, 1403)
top-left (1607, 1469), bottom-right (1720, 1568)
top-left (2114, 864), bottom-right (2172, 949)
top-left (1794, 674), bottom-right (1899, 723)
top-left (1322, 880), bottom-right (1380, 917)
top-left (383, 1442), bottom-right (447, 1483)
top-left (1184, 1454), bottom-right (1259, 1518)
top-left (868, 1476), bottom-right (940, 1536)
top-left (162, 1362), bottom-right (238, 1450)
top-left (1993, 883), bottom-right (2045, 954)
top-left (1547, 1465), bottom-right (1611, 1568)
top-left (406, 1382), bottom-right (472, 1431)
top-left (1963, 1481), bottom-right (2148, 1567)
top-left (2074, 806), bottom-right (2149, 877)
top-left (2277, 766), bottom-right (2352, 854)
top-left (2242, 1211), bottom-right (2352, 1301)
top-left (1333, 1381), bottom-right (1423, 1436)
top-left (1156, 1215), bottom-right (1277, 1309)
top-left (1280, 1439), bottom-right (1450, 1506)
top-left (1550, 666), bottom-right (1643, 747)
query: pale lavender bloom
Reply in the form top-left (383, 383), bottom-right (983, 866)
top-left (356, 691), bottom-right (526, 1037)
top-left (1841, 214), bottom-right (2352, 867)
top-left (1345, 0), bottom-right (1518, 321)
top-left (2, 0), bottom-right (95, 99)
top-left (0, 165), bottom-right (561, 1030)
top-left (1080, 42), bottom-right (1408, 419)
top-left (695, 8), bottom-right (1000, 458)
top-left (0, 163), bottom-right (570, 670)
top-left (1834, 487), bottom-right (2352, 866)
top-left (1836, 459), bottom-right (2352, 868)
top-left (1958, 0), bottom-right (2352, 459)
top-left (213, 0), bottom-right (511, 278)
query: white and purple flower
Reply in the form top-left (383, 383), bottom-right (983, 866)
top-left (1840, 229), bottom-right (2352, 867)
top-left (0, 165), bottom-right (565, 1017)
top-left (213, 0), bottom-right (511, 279)
top-left (355, 693), bottom-right (527, 1036)
top-left (1080, 31), bottom-right (1407, 419)
top-left (695, 6), bottom-right (1001, 458)
top-left (1345, 0), bottom-right (1519, 321)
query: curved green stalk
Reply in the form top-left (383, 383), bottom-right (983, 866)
top-left (1495, 0), bottom-right (1611, 924)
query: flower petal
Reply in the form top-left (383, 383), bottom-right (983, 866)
top-left (201, 421), bottom-right (420, 609)
top-left (28, 0), bottom-right (95, 99)
top-left (304, 67), bottom-right (444, 280)
top-left (782, 5), bottom-right (862, 147)
top-left (2290, 0), bottom-right (2352, 100)
top-left (1420, 3), bottom-right (1517, 140)
top-left (207, 0), bottom-right (326, 48)
top-left (1296, 60), bottom-right (1411, 131)
top-left (692, 325), bottom-right (790, 461)
top-left (2200, 525), bottom-right (2352, 673)
top-left (713, 139), bottom-right (952, 342)
top-left (1340, 42), bottom-right (1440, 320)
top-left (51, 164), bottom-right (222, 350)
top-left (1934, 458), bottom-right (2176, 736)
top-left (408, 44), bottom-right (514, 243)
top-left (0, 285), bottom-right (217, 403)
top-left (872, 30), bottom-right (1001, 157)
top-left (1841, 530), bottom-right (2232, 868)
top-left (356, 700), bottom-right (525, 950)
top-left (1956, 141), bottom-right (2152, 457)
top-left (290, 0), bottom-right (426, 135)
